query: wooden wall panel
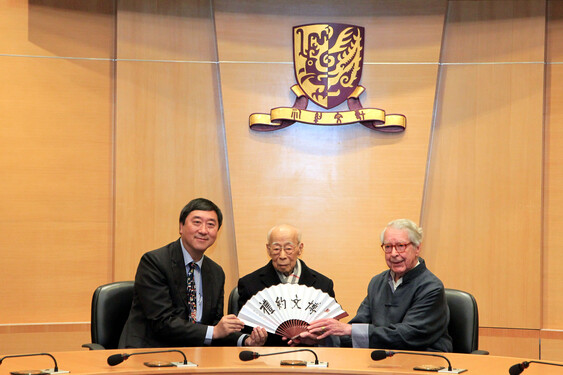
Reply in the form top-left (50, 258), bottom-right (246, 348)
top-left (547, 0), bottom-right (563, 62)
top-left (422, 2), bottom-right (544, 330)
top-left (0, 324), bottom-right (89, 355)
top-left (216, 0), bottom-right (446, 315)
top-left (0, 26), bottom-right (114, 322)
top-left (544, 1), bottom-right (563, 332)
top-left (0, 0), bottom-right (114, 58)
top-left (214, 0), bottom-right (447, 63)
top-left (113, 48), bottom-right (238, 293)
top-left (540, 330), bottom-right (563, 362)
top-left (441, 0), bottom-right (545, 63)
top-left (114, 1), bottom-right (238, 292)
top-left (0, 0), bottom-right (114, 353)
top-left (479, 328), bottom-right (540, 359)
top-left (117, 0), bottom-right (216, 61)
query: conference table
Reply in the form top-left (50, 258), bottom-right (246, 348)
top-left (0, 347), bottom-right (560, 375)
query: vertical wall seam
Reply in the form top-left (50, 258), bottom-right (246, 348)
top-left (110, 0), bottom-right (119, 283)
top-left (209, 0), bottom-right (240, 283)
top-left (539, 0), bottom-right (549, 360)
top-left (419, 1), bottom-right (450, 227)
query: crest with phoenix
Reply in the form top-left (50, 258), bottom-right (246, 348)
top-left (293, 23), bottom-right (364, 109)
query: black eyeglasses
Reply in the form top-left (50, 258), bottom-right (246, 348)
top-left (381, 242), bottom-right (412, 253)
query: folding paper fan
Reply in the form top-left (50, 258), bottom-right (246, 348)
top-left (237, 284), bottom-right (348, 339)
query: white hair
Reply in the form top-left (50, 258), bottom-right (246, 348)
top-left (267, 224), bottom-right (302, 244)
top-left (380, 219), bottom-right (423, 246)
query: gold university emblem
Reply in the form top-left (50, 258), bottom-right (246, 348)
top-left (294, 24), bottom-right (364, 109)
top-left (249, 23), bottom-right (406, 132)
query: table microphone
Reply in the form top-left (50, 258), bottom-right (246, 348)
top-left (371, 350), bottom-right (467, 374)
top-left (107, 349), bottom-right (196, 368)
top-left (509, 360), bottom-right (563, 374)
top-left (0, 353), bottom-right (69, 374)
top-left (239, 349), bottom-right (327, 367)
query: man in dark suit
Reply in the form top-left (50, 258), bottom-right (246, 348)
top-left (237, 224), bottom-right (335, 346)
top-left (119, 198), bottom-right (266, 348)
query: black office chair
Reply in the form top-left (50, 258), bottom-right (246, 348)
top-left (228, 286), bottom-right (240, 315)
top-left (445, 288), bottom-right (488, 354)
top-left (82, 281), bottom-right (134, 350)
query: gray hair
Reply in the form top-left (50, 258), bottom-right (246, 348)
top-left (380, 219), bottom-right (423, 246)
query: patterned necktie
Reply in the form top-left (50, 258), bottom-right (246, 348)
top-left (187, 262), bottom-right (197, 322)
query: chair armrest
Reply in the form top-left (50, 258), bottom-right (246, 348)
top-left (471, 349), bottom-right (489, 355)
top-left (82, 343), bottom-right (106, 350)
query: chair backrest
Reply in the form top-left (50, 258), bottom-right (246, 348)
top-left (90, 281), bottom-right (134, 349)
top-left (228, 286), bottom-right (240, 315)
top-left (445, 288), bottom-right (479, 353)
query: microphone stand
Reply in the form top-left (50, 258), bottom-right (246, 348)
top-left (0, 353), bottom-right (69, 374)
top-left (240, 349), bottom-right (328, 368)
top-left (107, 350), bottom-right (197, 368)
top-left (509, 360), bottom-right (563, 375)
top-left (373, 350), bottom-right (466, 374)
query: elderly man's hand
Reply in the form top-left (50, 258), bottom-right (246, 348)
top-left (306, 318), bottom-right (351, 340)
top-left (286, 331), bottom-right (320, 346)
top-left (245, 326), bottom-right (267, 346)
top-left (213, 314), bottom-right (244, 339)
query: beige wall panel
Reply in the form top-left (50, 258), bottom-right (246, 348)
top-left (544, 65), bottom-right (563, 329)
top-left (214, 0), bottom-right (446, 63)
top-left (0, 56), bottom-right (113, 323)
top-left (540, 330), bottom-right (563, 362)
top-left (0, 0), bottom-right (114, 58)
top-left (544, 0), bottom-right (563, 333)
top-left (442, 0), bottom-right (545, 63)
top-left (422, 63), bottom-right (543, 329)
top-left (547, 0), bottom-right (563, 62)
top-left (0, 324), bottom-right (89, 355)
top-left (221, 62), bottom-right (439, 315)
top-left (479, 328), bottom-right (539, 359)
top-left (114, 61), bottom-right (238, 294)
top-left (117, 0), bottom-right (216, 61)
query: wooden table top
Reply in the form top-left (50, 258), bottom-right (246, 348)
top-left (1, 347), bottom-right (561, 375)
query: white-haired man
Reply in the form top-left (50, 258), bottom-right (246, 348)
top-left (237, 224), bottom-right (335, 346)
top-left (293, 219), bottom-right (452, 352)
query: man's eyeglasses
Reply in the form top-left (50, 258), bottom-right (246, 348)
top-left (269, 244), bottom-right (299, 255)
top-left (381, 242), bottom-right (412, 253)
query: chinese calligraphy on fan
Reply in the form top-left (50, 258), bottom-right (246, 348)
top-left (259, 295), bottom-right (320, 315)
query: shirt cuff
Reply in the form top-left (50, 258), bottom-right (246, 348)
top-left (237, 334), bottom-right (248, 347)
top-left (204, 326), bottom-right (214, 345)
top-left (351, 323), bottom-right (369, 348)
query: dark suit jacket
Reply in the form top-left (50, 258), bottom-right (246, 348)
top-left (119, 239), bottom-right (242, 348)
top-left (237, 260), bottom-right (335, 346)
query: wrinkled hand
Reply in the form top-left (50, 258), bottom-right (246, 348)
top-left (213, 314), bottom-right (244, 339)
top-left (245, 326), bottom-right (268, 346)
top-left (286, 330), bottom-right (320, 346)
top-left (306, 318), bottom-right (351, 340)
